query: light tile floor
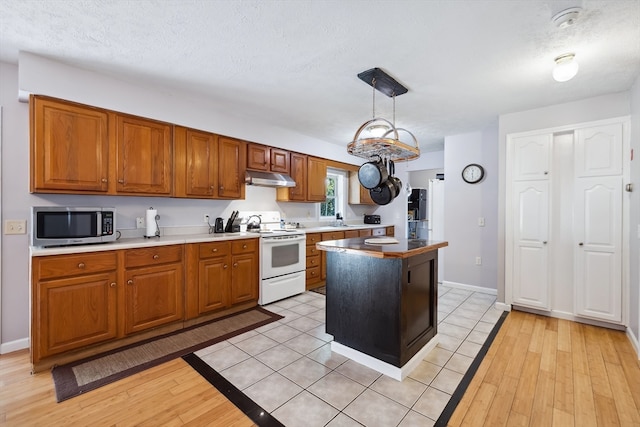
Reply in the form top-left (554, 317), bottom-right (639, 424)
top-left (195, 285), bottom-right (504, 427)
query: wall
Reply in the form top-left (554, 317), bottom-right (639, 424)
top-left (629, 75), bottom-right (640, 354)
top-left (0, 56), bottom-right (380, 352)
top-left (442, 123), bottom-right (499, 291)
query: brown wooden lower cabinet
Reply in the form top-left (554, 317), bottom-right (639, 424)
top-left (123, 245), bottom-right (184, 335)
top-left (32, 252), bottom-right (118, 362)
top-left (305, 233), bottom-right (323, 287)
top-left (31, 240), bottom-right (259, 370)
top-left (185, 239), bottom-right (259, 319)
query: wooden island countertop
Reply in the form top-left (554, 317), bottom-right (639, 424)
top-left (316, 237), bottom-right (448, 258)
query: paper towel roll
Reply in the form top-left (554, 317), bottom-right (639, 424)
top-left (145, 208), bottom-right (158, 237)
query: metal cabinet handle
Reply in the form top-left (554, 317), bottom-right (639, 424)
top-left (110, 282), bottom-right (116, 288)
top-left (223, 264), bottom-right (228, 269)
top-left (127, 279), bottom-right (133, 285)
top-left (242, 244), bottom-right (247, 249)
top-left (311, 271), bottom-right (316, 276)
top-left (212, 248), bottom-right (218, 252)
top-left (153, 254), bottom-right (159, 259)
top-left (78, 262), bottom-right (85, 269)
top-left (118, 179), bottom-right (124, 183)
top-left (219, 186), bottom-right (224, 190)
top-left (102, 178), bottom-right (108, 183)
top-left (233, 263), bottom-right (238, 268)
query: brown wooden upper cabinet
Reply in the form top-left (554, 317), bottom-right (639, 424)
top-left (218, 136), bottom-right (246, 199)
top-left (307, 156), bottom-right (327, 202)
top-left (30, 96), bottom-right (110, 193)
top-left (276, 154), bottom-right (326, 202)
top-left (247, 143), bottom-right (290, 174)
top-left (116, 114), bottom-right (172, 195)
top-left (174, 126), bottom-right (219, 198)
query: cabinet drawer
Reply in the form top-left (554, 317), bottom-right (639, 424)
top-left (306, 233), bottom-right (322, 244)
top-left (37, 252), bottom-right (117, 279)
top-left (199, 241), bottom-right (230, 259)
top-left (321, 231), bottom-right (345, 241)
top-left (344, 230), bottom-right (359, 239)
top-left (306, 254), bottom-right (321, 268)
top-left (359, 229), bottom-right (373, 237)
top-left (231, 238), bottom-right (258, 254)
top-left (385, 226), bottom-right (395, 236)
top-left (125, 245), bottom-right (183, 268)
top-left (306, 266), bottom-right (321, 281)
top-left (306, 245), bottom-right (321, 257)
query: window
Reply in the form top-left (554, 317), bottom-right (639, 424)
top-left (320, 169), bottom-right (346, 221)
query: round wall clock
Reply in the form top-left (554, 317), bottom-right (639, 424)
top-left (462, 163), bottom-right (485, 184)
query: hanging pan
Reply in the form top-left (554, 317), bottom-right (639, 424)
top-left (358, 155), bottom-right (388, 189)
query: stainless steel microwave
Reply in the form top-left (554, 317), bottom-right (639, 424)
top-left (31, 206), bottom-right (116, 247)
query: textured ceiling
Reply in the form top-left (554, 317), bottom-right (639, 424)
top-left (1, 0), bottom-right (639, 152)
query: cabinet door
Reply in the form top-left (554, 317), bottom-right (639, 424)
top-left (512, 181), bottom-right (550, 310)
top-left (574, 176), bottom-right (622, 322)
top-left (288, 152), bottom-right (308, 201)
top-left (116, 115), bottom-right (172, 195)
top-left (31, 96), bottom-right (110, 193)
top-left (218, 137), bottom-right (246, 199)
top-left (174, 127), bottom-right (218, 198)
top-left (511, 133), bottom-right (551, 181)
top-left (270, 148), bottom-right (290, 174)
top-left (307, 157), bottom-right (327, 201)
top-left (35, 272), bottom-right (117, 360)
top-left (198, 257), bottom-right (231, 314)
top-left (247, 143), bottom-right (269, 171)
top-left (124, 263), bottom-right (184, 334)
top-left (230, 253), bottom-right (258, 304)
top-left (575, 123), bottom-right (623, 178)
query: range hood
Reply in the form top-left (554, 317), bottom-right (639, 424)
top-left (245, 170), bottom-right (296, 187)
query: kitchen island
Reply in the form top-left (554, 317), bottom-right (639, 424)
top-left (317, 237), bottom-right (448, 380)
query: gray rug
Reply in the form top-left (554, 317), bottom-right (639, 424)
top-left (51, 307), bottom-right (283, 402)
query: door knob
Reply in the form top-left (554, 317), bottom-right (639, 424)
top-left (127, 279), bottom-right (133, 285)
top-left (579, 242), bottom-right (584, 246)
top-left (110, 282), bottom-right (116, 288)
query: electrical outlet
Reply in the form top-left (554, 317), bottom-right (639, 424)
top-left (136, 217), bottom-right (145, 228)
top-left (204, 214), bottom-right (210, 223)
top-left (4, 220), bottom-right (27, 235)
top-left (475, 256), bottom-right (482, 266)
top-left (478, 217), bottom-right (485, 227)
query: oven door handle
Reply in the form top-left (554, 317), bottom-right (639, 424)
top-left (261, 235), bottom-right (306, 244)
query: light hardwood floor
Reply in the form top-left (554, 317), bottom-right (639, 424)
top-left (449, 310), bottom-right (640, 427)
top-left (1, 310), bottom-right (638, 426)
top-left (0, 351), bottom-right (255, 426)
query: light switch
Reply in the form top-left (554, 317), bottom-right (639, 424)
top-left (4, 220), bottom-right (27, 235)
top-left (478, 217), bottom-right (485, 227)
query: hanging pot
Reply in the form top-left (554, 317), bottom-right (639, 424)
top-left (358, 155), bottom-right (388, 190)
top-left (389, 160), bottom-right (402, 198)
top-left (369, 158), bottom-right (397, 205)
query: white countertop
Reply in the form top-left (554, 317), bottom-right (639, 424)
top-left (30, 223), bottom-right (394, 256)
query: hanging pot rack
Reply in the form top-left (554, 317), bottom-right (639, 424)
top-left (347, 68), bottom-right (420, 161)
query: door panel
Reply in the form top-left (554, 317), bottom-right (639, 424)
top-left (575, 123), bottom-right (623, 177)
top-left (512, 134), bottom-right (551, 181)
top-left (574, 176), bottom-right (622, 322)
top-left (512, 181), bottom-right (549, 310)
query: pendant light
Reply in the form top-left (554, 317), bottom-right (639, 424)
top-left (347, 68), bottom-right (420, 161)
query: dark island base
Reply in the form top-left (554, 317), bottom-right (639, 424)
top-left (325, 249), bottom-right (438, 375)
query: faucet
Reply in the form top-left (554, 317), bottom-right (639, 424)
top-left (335, 213), bottom-right (343, 227)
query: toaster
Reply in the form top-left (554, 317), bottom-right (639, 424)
top-left (364, 214), bottom-right (381, 224)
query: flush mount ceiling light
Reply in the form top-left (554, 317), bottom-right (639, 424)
top-left (347, 68), bottom-right (420, 161)
top-left (553, 53), bottom-right (579, 82)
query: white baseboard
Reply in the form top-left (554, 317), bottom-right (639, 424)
top-left (0, 337), bottom-right (30, 354)
top-left (441, 281), bottom-right (497, 295)
top-left (494, 302), bottom-right (511, 312)
top-left (331, 335), bottom-right (439, 381)
top-left (626, 328), bottom-right (640, 360)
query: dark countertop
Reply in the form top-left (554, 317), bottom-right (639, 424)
top-left (316, 237), bottom-right (448, 259)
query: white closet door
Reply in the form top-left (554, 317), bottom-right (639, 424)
top-left (574, 177), bottom-right (622, 322)
top-left (575, 124), bottom-right (623, 177)
top-left (512, 134), bottom-right (552, 181)
top-left (512, 181), bottom-right (550, 310)
top-left (574, 123), bottom-right (623, 322)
